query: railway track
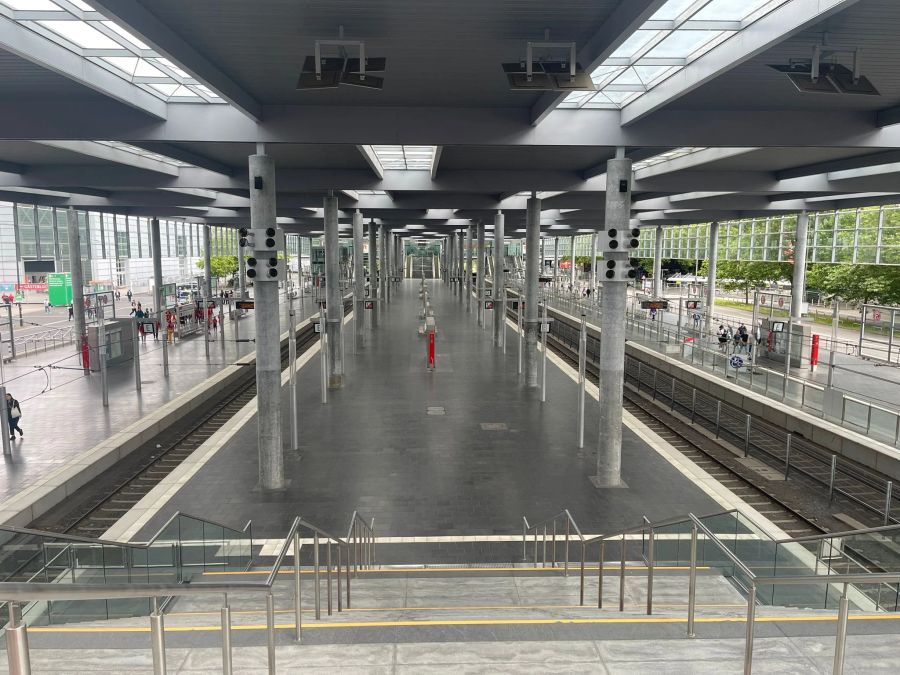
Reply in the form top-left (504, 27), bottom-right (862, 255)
top-left (32, 300), bottom-right (349, 538)
top-left (542, 329), bottom-right (825, 539)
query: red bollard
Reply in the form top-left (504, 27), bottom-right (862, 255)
top-left (811, 334), bottom-right (820, 367)
top-left (80, 334), bottom-right (90, 370)
top-left (427, 331), bottom-right (436, 370)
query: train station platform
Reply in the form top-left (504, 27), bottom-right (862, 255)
top-left (543, 289), bottom-right (900, 452)
top-left (0, 293), bottom-right (322, 528)
top-left (116, 280), bottom-right (778, 552)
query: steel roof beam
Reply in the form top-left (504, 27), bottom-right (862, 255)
top-left (530, 0), bottom-right (667, 125)
top-left (0, 13), bottom-right (166, 119)
top-left (88, 0), bottom-right (262, 121)
top-left (621, 0), bottom-right (864, 125)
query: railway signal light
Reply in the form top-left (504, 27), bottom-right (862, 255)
top-left (603, 259), bottom-right (638, 282)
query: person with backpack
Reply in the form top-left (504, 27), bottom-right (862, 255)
top-left (6, 392), bottom-right (22, 442)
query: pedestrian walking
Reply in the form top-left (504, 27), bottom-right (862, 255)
top-left (6, 392), bottom-right (22, 442)
top-left (68, 304), bottom-right (74, 321)
top-left (126, 289), bottom-right (133, 303)
top-left (44, 298), bottom-right (50, 314)
top-left (692, 311), bottom-right (701, 330)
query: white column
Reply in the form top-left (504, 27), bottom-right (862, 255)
top-left (652, 225), bottom-right (664, 297)
top-left (791, 211), bottom-right (810, 321)
top-left (524, 197), bottom-right (541, 387)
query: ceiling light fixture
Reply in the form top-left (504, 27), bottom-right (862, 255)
top-left (297, 25), bottom-right (386, 90)
top-left (503, 31), bottom-right (595, 92)
top-left (770, 44), bottom-right (879, 96)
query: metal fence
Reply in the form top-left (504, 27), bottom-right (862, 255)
top-left (543, 306), bottom-right (898, 527)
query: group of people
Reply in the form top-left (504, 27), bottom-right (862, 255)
top-left (717, 322), bottom-right (762, 355)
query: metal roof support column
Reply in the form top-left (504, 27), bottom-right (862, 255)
top-left (67, 207), bottom-right (87, 363)
top-left (476, 221), bottom-right (486, 327)
top-left (353, 210), bottom-right (365, 349)
top-left (705, 222), bottom-right (720, 339)
top-left (250, 151), bottom-right (284, 490)
top-left (791, 210), bottom-right (809, 322)
top-left (569, 235), bottom-right (577, 291)
top-left (592, 151), bottom-right (631, 489)
top-left (368, 221), bottom-right (378, 327)
top-left (325, 193), bottom-right (344, 388)
top-left (524, 195), bottom-right (541, 388)
top-left (465, 224), bottom-right (473, 311)
top-left (150, 217), bottom-right (169, 379)
top-left (493, 211), bottom-right (505, 347)
top-left (653, 226), bottom-right (664, 298)
top-left (457, 230), bottom-right (464, 301)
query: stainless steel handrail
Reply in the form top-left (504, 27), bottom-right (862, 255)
top-left (1, 510), bottom-right (375, 675)
top-left (523, 509), bottom-right (583, 569)
top-left (771, 521), bottom-right (900, 544)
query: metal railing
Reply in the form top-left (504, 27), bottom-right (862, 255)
top-left (9, 326), bottom-right (75, 358)
top-left (522, 509), bottom-right (583, 576)
top-left (535, 302), bottom-right (899, 525)
top-left (523, 508), bottom-right (900, 674)
top-left (1, 511), bottom-right (376, 675)
top-left (538, 287), bottom-right (900, 446)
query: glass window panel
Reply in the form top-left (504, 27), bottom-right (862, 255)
top-left (37, 206), bottom-right (54, 260)
top-left (610, 30), bottom-right (660, 59)
top-left (16, 205), bottom-right (37, 259)
top-left (101, 21), bottom-right (150, 50)
top-left (650, 0), bottom-right (697, 21)
top-left (38, 21), bottom-right (122, 49)
top-left (694, 0), bottom-right (776, 21)
top-left (645, 30), bottom-right (725, 59)
top-left (0, 0), bottom-right (58, 10)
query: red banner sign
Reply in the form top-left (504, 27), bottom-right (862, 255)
top-left (16, 283), bottom-right (48, 291)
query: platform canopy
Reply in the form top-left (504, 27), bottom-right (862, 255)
top-left (1, 0), bottom-right (899, 235)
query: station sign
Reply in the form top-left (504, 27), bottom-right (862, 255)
top-left (641, 300), bottom-right (669, 310)
top-left (485, 289), bottom-right (492, 297)
top-left (364, 300), bottom-right (374, 310)
top-left (48, 273), bottom-right (72, 306)
top-left (314, 322), bottom-right (323, 333)
top-left (484, 301), bottom-right (494, 310)
top-left (235, 300), bottom-right (255, 310)
top-left (684, 300), bottom-right (701, 310)
top-left (16, 282), bottom-right (48, 292)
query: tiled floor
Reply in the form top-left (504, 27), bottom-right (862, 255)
top-left (135, 280), bottom-right (722, 543)
top-left (0, 294), bottom-right (320, 504)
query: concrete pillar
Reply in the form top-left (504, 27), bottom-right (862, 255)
top-left (524, 197), bottom-right (541, 387)
top-left (150, 218), bottom-right (169, 377)
top-left (324, 194), bottom-right (344, 388)
top-left (368, 221), bottom-right (378, 327)
top-left (66, 207), bottom-right (86, 356)
top-left (465, 224), bottom-right (473, 310)
top-left (493, 211), bottom-right (505, 346)
top-left (457, 229), bottom-right (465, 301)
top-left (380, 225), bottom-right (389, 303)
top-left (476, 221), bottom-right (486, 326)
top-left (203, 225), bottom-right (213, 301)
top-left (652, 225), bottom-right (664, 297)
top-left (705, 221), bottom-right (720, 337)
top-left (249, 152), bottom-right (283, 490)
top-left (593, 153), bottom-right (632, 489)
top-left (569, 235), bottom-right (577, 290)
top-left (589, 233), bottom-right (597, 300)
top-left (553, 237), bottom-right (559, 281)
top-left (791, 210), bottom-right (809, 321)
top-left (396, 236), bottom-right (402, 280)
top-left (353, 211), bottom-right (365, 348)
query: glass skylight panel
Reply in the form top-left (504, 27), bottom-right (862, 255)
top-left (371, 146), bottom-right (436, 171)
top-left (0, 0), bottom-right (58, 10)
top-left (38, 20), bottom-right (120, 48)
top-left (2, 0), bottom-right (223, 104)
top-left (102, 21), bottom-right (150, 50)
top-left (693, 0), bottom-right (772, 21)
top-left (559, 0), bottom-right (792, 111)
top-left (645, 30), bottom-right (724, 59)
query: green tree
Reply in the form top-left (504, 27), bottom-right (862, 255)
top-left (806, 264), bottom-right (900, 305)
top-left (196, 255), bottom-right (239, 279)
top-left (700, 260), bottom-right (792, 303)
